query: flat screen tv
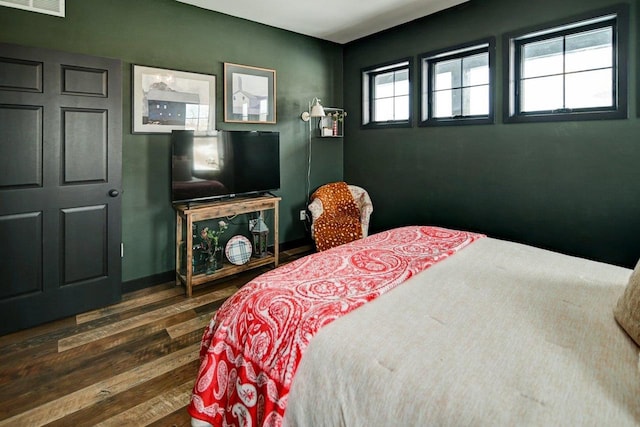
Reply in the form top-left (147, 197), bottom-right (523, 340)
top-left (171, 130), bottom-right (280, 204)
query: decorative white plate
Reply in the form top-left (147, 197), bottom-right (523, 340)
top-left (225, 235), bottom-right (252, 265)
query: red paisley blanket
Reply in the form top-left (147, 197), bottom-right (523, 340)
top-left (188, 226), bottom-right (484, 426)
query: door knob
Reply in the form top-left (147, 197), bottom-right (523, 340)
top-left (108, 189), bottom-right (120, 197)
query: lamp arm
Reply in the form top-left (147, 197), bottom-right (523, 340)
top-left (301, 97), bottom-right (326, 121)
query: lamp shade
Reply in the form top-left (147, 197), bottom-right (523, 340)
top-left (309, 99), bottom-right (326, 117)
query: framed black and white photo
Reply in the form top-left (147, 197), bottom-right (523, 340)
top-left (132, 65), bottom-right (216, 134)
top-left (224, 63), bottom-right (276, 124)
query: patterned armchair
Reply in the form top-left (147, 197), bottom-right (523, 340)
top-left (308, 183), bottom-right (373, 251)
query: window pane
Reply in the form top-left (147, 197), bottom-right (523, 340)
top-left (463, 53), bottom-right (489, 86)
top-left (394, 95), bottom-right (410, 120)
top-left (521, 75), bottom-right (563, 112)
top-left (374, 72), bottom-right (394, 98)
top-left (365, 60), bottom-right (412, 125)
top-left (566, 69), bottom-right (613, 108)
top-left (374, 98), bottom-right (394, 121)
top-left (565, 27), bottom-right (612, 73)
top-left (522, 37), bottom-right (563, 78)
top-left (463, 85), bottom-right (489, 116)
top-left (434, 89), bottom-right (461, 117)
top-left (510, 11), bottom-right (623, 121)
top-left (434, 70), bottom-right (452, 91)
top-left (394, 69), bottom-right (409, 95)
top-left (434, 58), bottom-right (461, 90)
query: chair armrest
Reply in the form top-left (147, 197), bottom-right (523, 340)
top-left (348, 185), bottom-right (373, 237)
top-left (308, 198), bottom-right (324, 239)
top-left (308, 198), bottom-right (324, 221)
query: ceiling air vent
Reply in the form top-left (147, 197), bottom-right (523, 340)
top-left (0, 0), bottom-right (65, 17)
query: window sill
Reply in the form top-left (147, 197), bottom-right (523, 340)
top-left (361, 121), bottom-right (412, 130)
top-left (504, 109), bottom-right (627, 124)
top-left (419, 116), bottom-right (493, 127)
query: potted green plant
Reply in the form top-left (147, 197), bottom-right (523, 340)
top-left (200, 220), bottom-right (228, 273)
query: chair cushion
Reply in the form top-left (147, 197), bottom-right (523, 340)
top-left (311, 182), bottom-right (363, 251)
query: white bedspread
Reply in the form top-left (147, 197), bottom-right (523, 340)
top-left (284, 238), bottom-right (640, 426)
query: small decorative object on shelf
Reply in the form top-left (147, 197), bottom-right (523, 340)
top-left (225, 235), bottom-right (253, 265)
top-left (322, 108), bottom-right (346, 137)
top-left (250, 216), bottom-right (270, 257)
top-left (200, 220), bottom-right (228, 273)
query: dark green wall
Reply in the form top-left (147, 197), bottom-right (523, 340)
top-left (343, 0), bottom-right (640, 267)
top-left (0, 0), bottom-right (343, 282)
top-left (3, 0), bottom-right (637, 281)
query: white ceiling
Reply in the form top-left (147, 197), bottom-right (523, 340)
top-left (176, 0), bottom-right (469, 44)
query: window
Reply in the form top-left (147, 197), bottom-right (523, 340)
top-left (505, 5), bottom-right (628, 122)
top-left (420, 38), bottom-right (495, 126)
top-left (0, 0), bottom-right (65, 17)
top-left (362, 58), bottom-right (412, 128)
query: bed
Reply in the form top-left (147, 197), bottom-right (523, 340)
top-left (188, 226), bottom-right (640, 427)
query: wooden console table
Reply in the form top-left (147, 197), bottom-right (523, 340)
top-left (174, 195), bottom-right (280, 296)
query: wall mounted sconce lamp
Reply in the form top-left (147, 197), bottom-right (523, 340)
top-left (301, 97), bottom-right (326, 200)
top-left (300, 97), bottom-right (326, 121)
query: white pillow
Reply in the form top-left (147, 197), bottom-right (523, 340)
top-left (614, 259), bottom-right (640, 347)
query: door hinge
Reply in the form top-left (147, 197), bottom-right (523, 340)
top-left (120, 243), bottom-right (124, 258)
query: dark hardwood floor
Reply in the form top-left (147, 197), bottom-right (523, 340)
top-left (0, 246), bottom-right (312, 427)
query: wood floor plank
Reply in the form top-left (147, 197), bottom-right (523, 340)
top-left (93, 380), bottom-right (193, 426)
top-left (282, 244), bottom-right (314, 257)
top-left (120, 281), bottom-right (177, 301)
top-left (0, 344), bottom-right (199, 426)
top-left (58, 286), bottom-right (237, 352)
top-left (0, 316), bottom-right (76, 349)
top-left (166, 311), bottom-right (215, 340)
top-left (45, 360), bottom-right (200, 427)
top-left (0, 329), bottom-right (202, 414)
top-left (0, 245), bottom-right (313, 426)
top-left (0, 284), bottom-right (180, 352)
top-left (147, 406), bottom-right (193, 427)
top-left (76, 286), bottom-right (185, 324)
top-left (0, 291), bottom-right (184, 362)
